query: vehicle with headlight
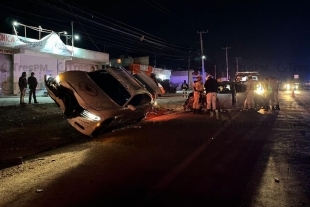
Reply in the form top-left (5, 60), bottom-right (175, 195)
top-left (44, 67), bottom-right (154, 136)
top-left (183, 81), bottom-right (265, 111)
top-left (234, 71), bottom-right (265, 110)
top-left (279, 81), bottom-right (299, 91)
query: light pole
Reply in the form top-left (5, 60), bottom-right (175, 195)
top-left (58, 31), bottom-right (67, 36)
top-left (13, 21), bottom-right (26, 37)
top-left (215, 65), bottom-right (217, 79)
top-left (222, 46), bottom-right (231, 80)
top-left (58, 34), bottom-right (79, 46)
top-left (39, 26), bottom-right (42, 39)
top-left (71, 21), bottom-right (74, 52)
top-left (188, 57), bottom-right (190, 87)
top-left (235, 57), bottom-right (242, 72)
top-left (197, 30), bottom-right (208, 80)
top-left (58, 22), bottom-right (79, 57)
top-left (13, 21), bottom-right (53, 39)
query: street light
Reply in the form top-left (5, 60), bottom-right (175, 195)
top-left (58, 31), bottom-right (67, 36)
top-left (58, 33), bottom-right (79, 45)
top-left (12, 21), bottom-right (53, 39)
top-left (58, 32), bottom-right (79, 57)
top-left (13, 21), bottom-right (26, 37)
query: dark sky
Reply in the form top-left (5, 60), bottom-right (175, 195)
top-left (0, 0), bottom-right (309, 80)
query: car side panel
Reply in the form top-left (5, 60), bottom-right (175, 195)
top-left (216, 93), bottom-right (233, 109)
top-left (235, 92), bottom-right (247, 109)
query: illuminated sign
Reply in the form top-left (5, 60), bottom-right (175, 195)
top-left (0, 49), bottom-right (13, 54)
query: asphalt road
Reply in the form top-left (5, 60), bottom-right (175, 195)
top-left (0, 90), bottom-right (309, 207)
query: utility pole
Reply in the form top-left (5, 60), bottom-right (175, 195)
top-left (214, 64), bottom-right (217, 79)
top-left (39, 26), bottom-right (42, 39)
top-left (188, 57), bottom-right (191, 87)
top-left (235, 57), bottom-right (242, 72)
top-left (222, 46), bottom-right (231, 80)
top-left (197, 30), bottom-right (208, 81)
top-left (71, 21), bottom-right (74, 57)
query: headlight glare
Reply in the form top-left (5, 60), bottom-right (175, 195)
top-left (81, 110), bottom-right (101, 121)
top-left (55, 75), bottom-right (60, 84)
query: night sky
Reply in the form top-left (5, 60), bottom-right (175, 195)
top-left (0, 0), bottom-right (309, 81)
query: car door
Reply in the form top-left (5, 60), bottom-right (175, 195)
top-left (235, 82), bottom-right (247, 109)
top-left (216, 82), bottom-right (233, 109)
top-left (121, 93), bottom-right (152, 123)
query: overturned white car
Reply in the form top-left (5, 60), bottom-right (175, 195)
top-left (45, 67), bottom-right (154, 136)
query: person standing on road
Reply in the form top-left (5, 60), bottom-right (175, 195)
top-left (18, 72), bottom-right (27, 105)
top-left (243, 75), bottom-right (255, 111)
top-left (181, 80), bottom-right (189, 98)
top-left (204, 75), bottom-right (218, 115)
top-left (28, 72), bottom-right (39, 104)
top-left (270, 76), bottom-right (280, 110)
top-left (263, 77), bottom-right (273, 111)
top-left (193, 76), bottom-right (204, 114)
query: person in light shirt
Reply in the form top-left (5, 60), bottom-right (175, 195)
top-left (204, 75), bottom-right (218, 115)
top-left (243, 75), bottom-right (255, 110)
top-left (192, 75), bottom-right (204, 114)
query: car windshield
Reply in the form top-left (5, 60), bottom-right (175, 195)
top-left (88, 70), bottom-right (131, 106)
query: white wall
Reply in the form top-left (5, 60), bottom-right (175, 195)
top-left (170, 76), bottom-right (190, 90)
top-left (0, 53), bottom-right (13, 94)
top-left (170, 70), bottom-right (195, 90)
top-left (69, 46), bottom-right (109, 63)
top-left (13, 54), bottom-right (58, 94)
top-left (65, 59), bottom-right (102, 72)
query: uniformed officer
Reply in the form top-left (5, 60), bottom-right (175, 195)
top-left (193, 76), bottom-right (204, 114)
top-left (243, 75), bottom-right (255, 110)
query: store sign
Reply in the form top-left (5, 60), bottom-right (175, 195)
top-left (0, 48), bottom-right (13, 54)
top-left (0, 32), bottom-right (72, 56)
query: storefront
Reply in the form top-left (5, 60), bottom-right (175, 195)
top-left (0, 49), bottom-right (13, 95)
top-left (0, 32), bottom-right (109, 95)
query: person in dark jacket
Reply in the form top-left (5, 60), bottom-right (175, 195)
top-left (181, 80), bottom-right (189, 98)
top-left (19, 72), bottom-right (27, 105)
top-left (204, 75), bottom-right (218, 114)
top-left (28, 72), bottom-right (39, 104)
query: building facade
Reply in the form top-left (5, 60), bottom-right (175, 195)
top-left (0, 32), bottom-right (109, 96)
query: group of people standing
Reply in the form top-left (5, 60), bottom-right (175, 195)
top-left (18, 72), bottom-right (39, 105)
top-left (191, 75), bottom-right (218, 115)
top-left (184, 73), bottom-right (281, 114)
top-left (262, 76), bottom-right (280, 111)
top-left (243, 75), bottom-right (280, 111)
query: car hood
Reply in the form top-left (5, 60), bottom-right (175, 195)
top-left (105, 67), bottom-right (144, 96)
top-left (133, 73), bottom-right (162, 95)
top-left (58, 71), bottom-right (121, 111)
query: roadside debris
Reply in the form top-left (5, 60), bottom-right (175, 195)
top-left (112, 125), bottom-right (142, 132)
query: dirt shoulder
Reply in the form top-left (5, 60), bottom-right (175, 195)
top-left (0, 102), bottom-right (176, 169)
